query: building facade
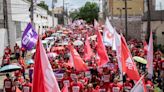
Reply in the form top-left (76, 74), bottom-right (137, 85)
top-left (108, 0), bottom-right (144, 17)
top-left (0, 0), bottom-right (58, 56)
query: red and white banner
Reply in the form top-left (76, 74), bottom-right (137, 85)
top-left (32, 39), bottom-right (61, 92)
top-left (121, 35), bottom-right (140, 81)
top-left (103, 18), bottom-right (115, 48)
top-left (94, 20), bottom-right (109, 67)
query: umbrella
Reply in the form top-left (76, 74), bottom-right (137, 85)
top-left (26, 59), bottom-right (34, 65)
top-left (73, 40), bottom-right (83, 46)
top-left (57, 42), bottom-right (68, 46)
top-left (0, 64), bottom-right (21, 72)
top-left (133, 56), bottom-right (147, 64)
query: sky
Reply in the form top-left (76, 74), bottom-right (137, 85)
top-left (38, 0), bottom-right (164, 11)
top-left (38, 0), bottom-right (100, 11)
top-left (155, 0), bottom-right (164, 10)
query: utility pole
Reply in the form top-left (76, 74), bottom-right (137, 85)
top-left (52, 0), bottom-right (55, 27)
top-left (124, 0), bottom-right (128, 40)
top-left (3, 0), bottom-right (10, 46)
top-left (63, 0), bottom-right (65, 25)
top-left (30, 0), bottom-right (34, 26)
top-left (146, 0), bottom-right (151, 42)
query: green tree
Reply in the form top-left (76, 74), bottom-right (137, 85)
top-left (69, 2), bottom-right (99, 23)
top-left (79, 2), bottom-right (99, 23)
top-left (37, 1), bottom-right (49, 11)
top-left (69, 10), bottom-right (79, 20)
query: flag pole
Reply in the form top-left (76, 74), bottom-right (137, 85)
top-left (130, 72), bottom-right (148, 92)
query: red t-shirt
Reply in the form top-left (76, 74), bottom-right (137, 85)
top-left (70, 82), bottom-right (84, 92)
top-left (145, 81), bottom-right (153, 92)
top-left (123, 82), bottom-right (132, 92)
top-left (109, 83), bottom-right (122, 92)
top-left (61, 77), bottom-right (72, 87)
top-left (4, 48), bottom-right (11, 55)
top-left (22, 83), bottom-right (32, 92)
top-left (14, 70), bottom-right (22, 77)
top-left (79, 77), bottom-right (88, 85)
top-left (4, 78), bottom-right (12, 92)
top-left (97, 84), bottom-right (109, 92)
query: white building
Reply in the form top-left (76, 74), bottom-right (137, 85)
top-left (0, 0), bottom-right (58, 57)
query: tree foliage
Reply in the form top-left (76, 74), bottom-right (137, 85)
top-left (69, 2), bottom-right (99, 23)
top-left (37, 1), bottom-right (49, 11)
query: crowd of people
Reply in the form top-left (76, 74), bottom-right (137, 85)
top-left (1, 20), bottom-right (164, 92)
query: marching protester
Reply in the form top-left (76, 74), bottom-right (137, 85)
top-left (1, 19), bottom-right (164, 92)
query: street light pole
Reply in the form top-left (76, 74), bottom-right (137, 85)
top-left (124, 0), bottom-right (128, 40)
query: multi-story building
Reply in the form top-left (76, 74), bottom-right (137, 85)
top-left (142, 0), bottom-right (164, 45)
top-left (108, 0), bottom-right (144, 17)
top-left (0, 0), bottom-right (58, 57)
top-left (102, 0), bottom-right (144, 40)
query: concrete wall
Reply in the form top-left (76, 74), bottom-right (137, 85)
top-left (109, 0), bottom-right (144, 16)
top-left (111, 18), bottom-right (142, 40)
top-left (142, 21), bottom-right (164, 45)
top-left (0, 28), bottom-right (8, 58)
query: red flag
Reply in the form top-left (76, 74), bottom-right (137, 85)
top-left (16, 87), bottom-right (22, 92)
top-left (121, 35), bottom-right (140, 81)
top-left (84, 35), bottom-right (93, 61)
top-left (146, 31), bottom-right (153, 78)
top-left (143, 40), bottom-right (148, 53)
top-left (95, 21), bottom-right (109, 67)
top-left (32, 39), bottom-right (61, 92)
top-left (61, 85), bottom-right (69, 92)
top-left (69, 45), bottom-right (88, 71)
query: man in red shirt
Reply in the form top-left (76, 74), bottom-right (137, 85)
top-left (22, 78), bottom-right (32, 92)
top-left (2, 54), bottom-right (10, 66)
top-left (123, 78), bottom-right (132, 92)
top-left (109, 78), bottom-right (122, 92)
top-left (61, 73), bottom-right (72, 89)
top-left (3, 74), bottom-right (12, 92)
top-left (96, 81), bottom-right (109, 92)
top-left (70, 76), bottom-right (84, 92)
top-left (4, 46), bottom-right (11, 55)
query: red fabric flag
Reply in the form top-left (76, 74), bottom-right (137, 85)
top-left (143, 40), bottom-right (148, 53)
top-left (120, 35), bottom-right (140, 81)
top-left (32, 38), bottom-right (61, 92)
top-left (69, 45), bottom-right (88, 71)
top-left (146, 31), bottom-right (153, 78)
top-left (61, 85), bottom-right (69, 92)
top-left (95, 21), bottom-right (109, 67)
top-left (84, 35), bottom-right (93, 61)
top-left (16, 87), bottom-right (22, 92)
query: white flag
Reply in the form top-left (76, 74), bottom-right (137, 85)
top-left (103, 17), bottom-right (115, 48)
top-left (146, 31), bottom-right (153, 79)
